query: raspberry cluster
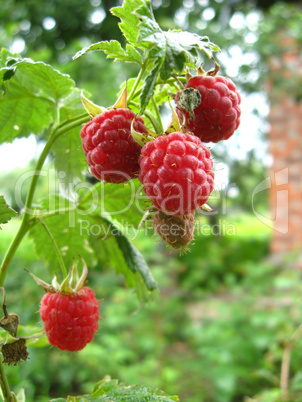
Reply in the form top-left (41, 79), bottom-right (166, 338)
top-left (80, 67), bottom-right (242, 249)
top-left (40, 287), bottom-right (100, 352)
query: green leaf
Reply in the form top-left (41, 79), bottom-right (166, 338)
top-left (73, 40), bottom-right (142, 66)
top-left (90, 377), bottom-right (119, 396)
top-left (79, 179), bottom-right (151, 228)
top-left (126, 44), bottom-right (143, 65)
top-left (0, 195), bottom-right (17, 228)
top-left (111, 222), bottom-right (157, 290)
top-left (0, 53), bottom-right (75, 144)
top-left (52, 89), bottom-right (87, 182)
top-left (0, 58), bottom-right (75, 99)
top-left (139, 60), bottom-right (163, 115)
top-left (0, 66), bottom-right (16, 83)
top-left (88, 215), bottom-right (157, 302)
top-left (154, 80), bottom-right (181, 109)
top-left (16, 325), bottom-right (48, 348)
top-left (81, 93), bottom-right (106, 117)
top-left (110, 0), bottom-right (142, 45)
top-left (28, 196), bottom-right (96, 276)
top-left (51, 377), bottom-right (179, 401)
top-left (134, 0), bottom-right (220, 80)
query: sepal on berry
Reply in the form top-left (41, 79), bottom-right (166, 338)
top-left (27, 258), bottom-right (88, 295)
top-left (60, 260), bottom-right (88, 294)
top-left (165, 99), bottom-right (182, 134)
top-left (110, 85), bottom-right (128, 109)
top-left (131, 119), bottom-right (157, 146)
top-left (81, 92), bottom-right (106, 117)
top-left (81, 85), bottom-right (128, 118)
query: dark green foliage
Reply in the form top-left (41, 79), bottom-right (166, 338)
top-left (51, 376), bottom-right (179, 401)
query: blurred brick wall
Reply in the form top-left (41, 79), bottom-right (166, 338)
top-left (268, 36), bottom-right (302, 263)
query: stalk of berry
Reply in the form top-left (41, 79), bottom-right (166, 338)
top-left (29, 262), bottom-right (100, 352)
top-left (175, 61), bottom-right (241, 143)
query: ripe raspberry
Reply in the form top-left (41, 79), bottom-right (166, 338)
top-left (152, 211), bottom-right (195, 249)
top-left (139, 132), bottom-right (214, 215)
top-left (40, 287), bottom-right (100, 352)
top-left (81, 108), bottom-right (148, 183)
top-left (175, 75), bottom-right (241, 143)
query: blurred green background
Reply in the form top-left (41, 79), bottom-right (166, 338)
top-left (1, 0), bottom-right (302, 401)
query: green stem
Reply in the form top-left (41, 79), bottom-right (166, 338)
top-left (151, 96), bottom-right (164, 133)
top-left (127, 64), bottom-right (146, 104)
top-left (0, 114), bottom-right (89, 287)
top-left (57, 112), bottom-right (89, 129)
top-left (38, 207), bottom-right (78, 220)
top-left (157, 76), bottom-right (186, 85)
top-left (129, 101), bottom-right (163, 134)
top-left (144, 110), bottom-right (163, 135)
top-left (39, 218), bottom-right (68, 278)
top-left (0, 355), bottom-right (14, 401)
top-left (131, 76), bottom-right (186, 101)
top-left (22, 133), bottom-right (58, 220)
top-left (54, 116), bottom-right (90, 140)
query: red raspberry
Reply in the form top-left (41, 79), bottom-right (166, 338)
top-left (40, 287), bottom-right (100, 352)
top-left (81, 108), bottom-right (148, 183)
top-left (175, 75), bottom-right (241, 143)
top-left (139, 132), bottom-right (214, 215)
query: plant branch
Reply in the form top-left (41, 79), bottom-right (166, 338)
top-left (127, 64), bottom-right (146, 104)
top-left (57, 112), bottom-right (89, 129)
top-left (53, 116), bottom-right (90, 140)
top-left (129, 101), bottom-right (162, 134)
top-left (0, 356), bottom-right (14, 401)
top-left (22, 134), bottom-right (58, 220)
top-left (36, 207), bottom-right (78, 220)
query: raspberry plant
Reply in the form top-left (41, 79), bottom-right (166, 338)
top-left (0, 0), bottom-right (241, 399)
